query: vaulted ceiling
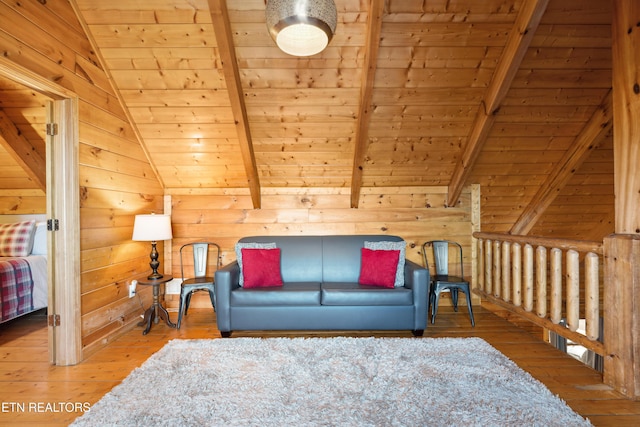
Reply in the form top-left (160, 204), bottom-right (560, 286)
top-left (0, 0), bottom-right (614, 240)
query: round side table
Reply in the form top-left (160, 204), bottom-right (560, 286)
top-left (137, 275), bottom-right (176, 335)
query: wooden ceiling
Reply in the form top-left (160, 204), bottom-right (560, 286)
top-left (0, 0), bottom-right (614, 240)
top-left (0, 76), bottom-right (48, 192)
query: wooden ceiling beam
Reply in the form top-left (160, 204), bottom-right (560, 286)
top-left (350, 0), bottom-right (385, 208)
top-left (0, 109), bottom-right (46, 190)
top-left (446, 0), bottom-right (549, 207)
top-left (510, 90), bottom-right (613, 236)
top-left (208, 0), bottom-right (261, 209)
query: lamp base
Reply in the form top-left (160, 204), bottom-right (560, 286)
top-left (147, 241), bottom-right (163, 281)
top-left (147, 272), bottom-right (164, 280)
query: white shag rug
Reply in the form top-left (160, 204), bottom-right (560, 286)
top-left (71, 337), bottom-right (591, 427)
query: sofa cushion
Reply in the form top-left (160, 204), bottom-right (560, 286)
top-left (235, 241), bottom-right (276, 286)
top-left (320, 236), bottom-right (372, 282)
top-left (358, 248), bottom-right (399, 288)
top-left (321, 283), bottom-right (413, 306)
top-left (364, 240), bottom-right (406, 287)
top-left (238, 236), bottom-right (323, 283)
top-left (241, 248), bottom-right (283, 288)
top-left (231, 282), bottom-right (322, 306)
top-left (321, 235), bottom-right (405, 283)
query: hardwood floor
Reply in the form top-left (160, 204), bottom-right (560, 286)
top-left (1, 304), bottom-right (639, 426)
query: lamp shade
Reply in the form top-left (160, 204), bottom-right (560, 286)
top-left (132, 214), bottom-right (173, 242)
top-left (266, 0), bottom-right (337, 57)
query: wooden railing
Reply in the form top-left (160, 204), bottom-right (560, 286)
top-left (473, 232), bottom-right (605, 357)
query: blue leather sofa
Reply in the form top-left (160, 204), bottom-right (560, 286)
top-left (214, 235), bottom-right (430, 337)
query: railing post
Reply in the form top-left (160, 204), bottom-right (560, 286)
top-left (485, 239), bottom-right (493, 296)
top-left (477, 238), bottom-right (485, 292)
top-left (523, 244), bottom-right (533, 312)
top-left (566, 249), bottom-right (580, 332)
top-left (512, 243), bottom-right (522, 307)
top-left (502, 241), bottom-right (511, 302)
top-left (604, 234), bottom-right (640, 398)
top-left (493, 240), bottom-right (501, 298)
top-left (550, 248), bottom-right (562, 324)
top-left (585, 252), bottom-right (599, 341)
top-left (536, 246), bottom-right (547, 318)
top-left (608, 0), bottom-right (640, 398)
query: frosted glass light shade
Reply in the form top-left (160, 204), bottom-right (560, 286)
top-left (132, 214), bottom-right (173, 242)
top-left (266, 0), bottom-right (337, 57)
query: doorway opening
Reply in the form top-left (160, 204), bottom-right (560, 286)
top-left (0, 58), bottom-right (81, 365)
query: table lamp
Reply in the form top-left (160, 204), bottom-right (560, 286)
top-left (132, 214), bottom-right (173, 280)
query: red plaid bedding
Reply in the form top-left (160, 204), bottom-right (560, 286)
top-left (0, 258), bottom-right (34, 322)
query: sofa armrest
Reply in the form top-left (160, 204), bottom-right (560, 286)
top-left (214, 261), bottom-right (240, 332)
top-left (404, 259), bottom-right (430, 330)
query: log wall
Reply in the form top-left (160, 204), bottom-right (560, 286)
top-left (167, 185), bottom-right (478, 308)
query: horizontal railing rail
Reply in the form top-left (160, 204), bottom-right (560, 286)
top-left (473, 232), bottom-right (605, 357)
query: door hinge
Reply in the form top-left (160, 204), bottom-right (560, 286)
top-left (48, 314), bottom-right (60, 327)
top-left (47, 219), bottom-right (59, 231)
top-left (46, 123), bottom-right (58, 136)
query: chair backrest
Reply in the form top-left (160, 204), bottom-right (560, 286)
top-left (180, 242), bottom-right (220, 280)
top-left (422, 240), bottom-right (464, 278)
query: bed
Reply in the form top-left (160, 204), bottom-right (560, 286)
top-left (0, 217), bottom-right (47, 323)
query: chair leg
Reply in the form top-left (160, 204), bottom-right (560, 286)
top-left (431, 291), bottom-right (440, 324)
top-left (208, 289), bottom-right (216, 312)
top-left (177, 290), bottom-right (188, 329)
top-left (428, 288), bottom-right (434, 322)
top-left (451, 288), bottom-right (459, 312)
top-left (463, 288), bottom-right (475, 327)
top-left (185, 291), bottom-right (193, 315)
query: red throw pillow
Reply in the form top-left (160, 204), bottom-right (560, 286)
top-left (241, 248), bottom-right (284, 288)
top-left (358, 248), bottom-right (400, 288)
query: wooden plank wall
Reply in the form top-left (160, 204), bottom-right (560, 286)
top-left (0, 74), bottom-right (48, 213)
top-left (0, 188), bottom-right (44, 214)
top-left (0, 144), bottom-right (45, 213)
top-left (167, 185), bottom-right (477, 308)
top-left (0, 0), bottom-right (164, 356)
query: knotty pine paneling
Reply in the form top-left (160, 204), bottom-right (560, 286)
top-left (469, 0), bottom-right (612, 238)
top-left (376, 46), bottom-right (502, 69)
top-left (167, 186), bottom-right (478, 308)
top-left (0, 72), bottom-right (47, 214)
top-left (119, 89), bottom-right (231, 107)
top-left (47, 0), bottom-right (619, 244)
top-left (0, 190), bottom-right (45, 214)
top-left (233, 1), bottom-right (364, 188)
top-left (0, 0), bottom-right (164, 357)
top-left (530, 137), bottom-right (614, 240)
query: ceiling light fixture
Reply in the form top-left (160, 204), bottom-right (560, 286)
top-left (266, 0), bottom-right (337, 57)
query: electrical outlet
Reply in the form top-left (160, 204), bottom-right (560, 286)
top-left (129, 280), bottom-right (137, 298)
top-left (165, 278), bottom-right (182, 295)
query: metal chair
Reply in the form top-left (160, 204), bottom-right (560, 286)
top-left (177, 242), bottom-right (220, 329)
top-left (422, 240), bottom-right (475, 327)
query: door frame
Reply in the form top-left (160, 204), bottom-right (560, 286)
top-left (0, 58), bottom-right (82, 365)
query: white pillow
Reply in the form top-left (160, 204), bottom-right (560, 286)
top-left (31, 222), bottom-right (47, 255)
top-left (235, 242), bottom-right (276, 286)
top-left (364, 240), bottom-right (406, 287)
